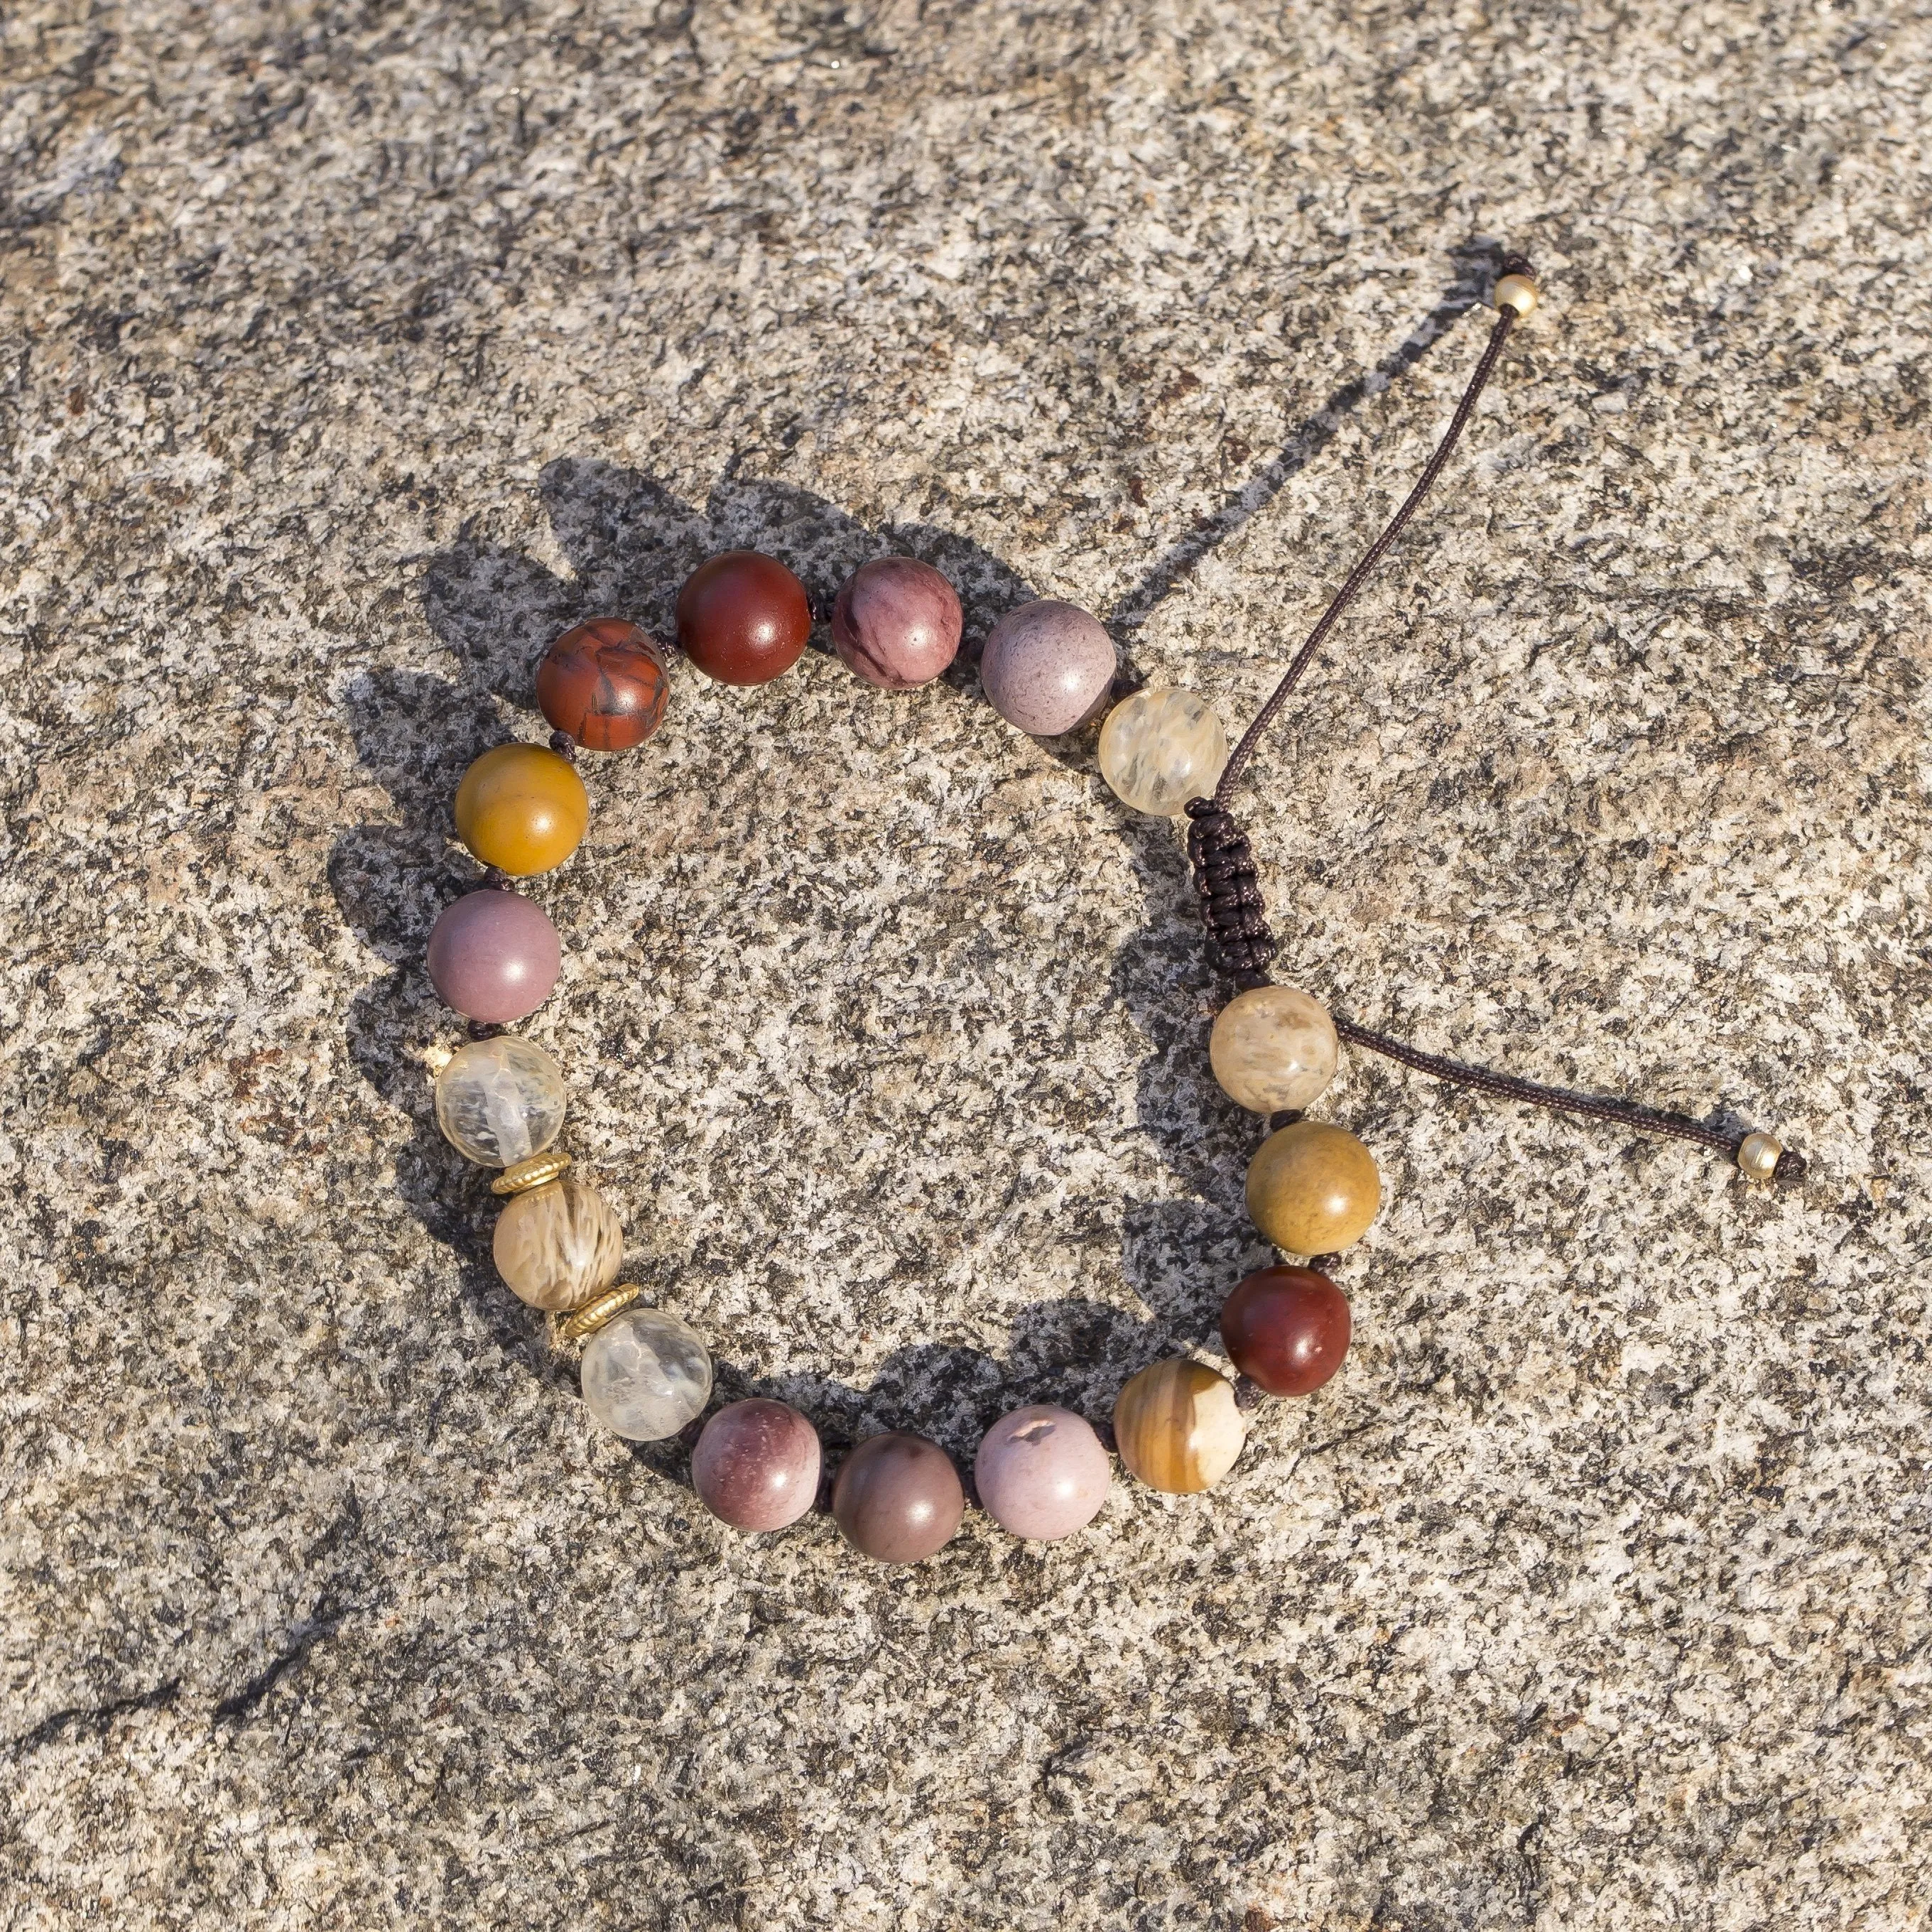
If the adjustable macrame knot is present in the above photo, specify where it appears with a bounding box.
[1183,796,1277,978]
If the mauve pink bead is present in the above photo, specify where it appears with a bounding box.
[830,557,963,690]
[973,1404,1111,1541]
[692,1398,822,1531]
[425,889,561,1024]
[979,599,1116,736]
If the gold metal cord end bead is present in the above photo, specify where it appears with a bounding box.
[558,1282,641,1342]
[1737,1131,1783,1182]
[1494,273,1538,318]
[492,1150,573,1196]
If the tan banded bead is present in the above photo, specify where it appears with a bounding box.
[1112,1359,1246,1496]
[1736,1131,1783,1182]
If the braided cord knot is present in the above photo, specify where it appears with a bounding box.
[1183,797,1276,982]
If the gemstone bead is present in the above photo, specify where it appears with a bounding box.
[831,556,962,690]
[1494,273,1538,318]
[1246,1119,1382,1254]
[433,1035,568,1166]
[1097,686,1229,816]
[675,550,811,685]
[492,1175,624,1311]
[536,619,669,752]
[1737,1131,1783,1181]
[832,1433,965,1563]
[979,599,1116,736]
[425,889,561,1024]
[973,1404,1111,1541]
[580,1306,712,1440]
[692,1399,822,1531]
[1112,1360,1245,1495]
[1220,1265,1352,1396]
[1209,984,1339,1114]
[453,743,589,876]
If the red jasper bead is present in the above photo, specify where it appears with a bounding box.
[1220,1264,1352,1397]
[536,619,669,751]
[675,550,811,686]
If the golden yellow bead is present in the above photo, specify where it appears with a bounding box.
[1737,1131,1782,1182]
[1112,1359,1246,1495]
[1245,1119,1382,1254]
[1494,273,1538,318]
[454,744,589,876]
[558,1281,643,1342]
[491,1149,572,1196]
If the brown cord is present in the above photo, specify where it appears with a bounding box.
[1195,256,1803,1182]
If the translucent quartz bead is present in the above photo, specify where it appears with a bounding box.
[1112,1359,1245,1494]
[1097,686,1229,816]
[1209,984,1338,1114]
[433,1036,568,1167]
[492,1176,624,1310]
[580,1307,712,1440]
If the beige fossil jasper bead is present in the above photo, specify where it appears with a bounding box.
[1246,1119,1382,1254]
[492,1175,624,1310]
[1112,1359,1246,1494]
[1209,984,1339,1114]
[1097,687,1230,816]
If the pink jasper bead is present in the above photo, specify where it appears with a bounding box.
[691,1399,821,1531]
[979,599,1116,736]
[425,889,561,1024]
[974,1404,1111,1541]
[831,557,962,690]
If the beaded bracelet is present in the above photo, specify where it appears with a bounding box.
[411,260,1802,1565]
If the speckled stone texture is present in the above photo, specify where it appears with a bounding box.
[2,3,1928,1927]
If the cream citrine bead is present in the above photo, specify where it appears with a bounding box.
[1209,984,1338,1114]
[1097,687,1229,817]
[493,1174,624,1311]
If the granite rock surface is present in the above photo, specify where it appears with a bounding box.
[3,2,1929,1926]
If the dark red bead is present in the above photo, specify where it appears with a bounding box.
[675,550,811,686]
[1220,1265,1352,1397]
[536,619,669,751]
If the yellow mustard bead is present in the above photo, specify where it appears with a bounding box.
[1112,1359,1245,1495]
[1494,273,1538,318]
[454,744,588,876]
[1246,1119,1381,1254]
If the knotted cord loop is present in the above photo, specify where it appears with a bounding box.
[1197,255,1806,1181]
[1183,797,1276,983]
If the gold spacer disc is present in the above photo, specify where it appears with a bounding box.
[492,1150,572,1196]
[558,1282,642,1343]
